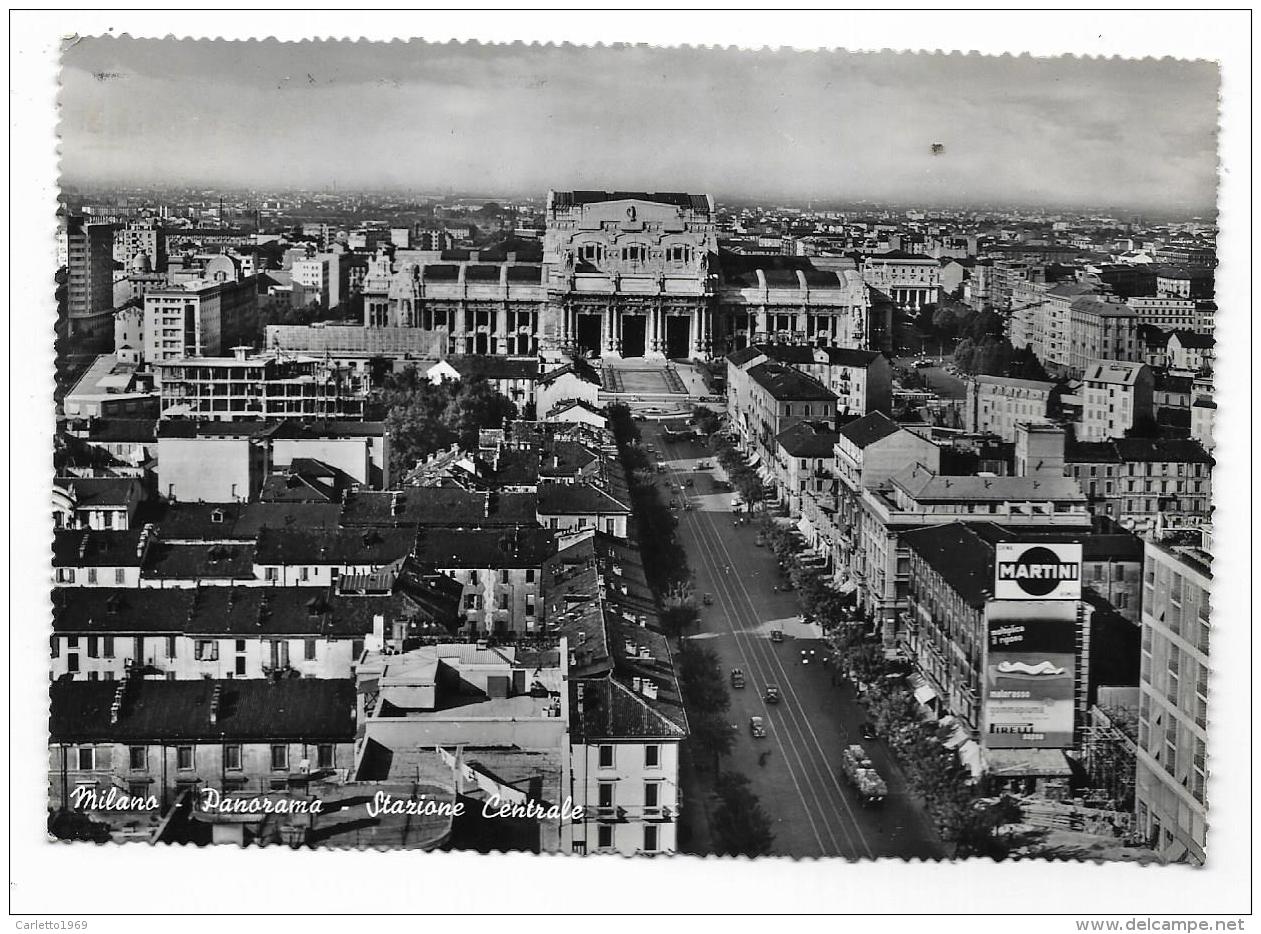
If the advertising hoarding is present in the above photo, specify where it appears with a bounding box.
[982,600,1078,749]
[994,542,1083,601]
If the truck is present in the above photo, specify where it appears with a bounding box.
[840,744,888,806]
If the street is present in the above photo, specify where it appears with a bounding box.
[643,421,947,860]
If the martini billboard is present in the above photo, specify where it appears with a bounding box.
[982,600,1078,749]
[994,542,1083,601]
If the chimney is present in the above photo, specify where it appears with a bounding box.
[209,684,223,725]
[632,676,643,693]
[643,681,659,701]
[232,345,250,361]
[109,681,127,724]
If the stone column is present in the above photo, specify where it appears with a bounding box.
[496,304,509,356]
[454,304,467,355]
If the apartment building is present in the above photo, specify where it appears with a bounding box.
[964,375,1063,443]
[1078,360,1155,441]
[142,277,258,364]
[1135,539,1210,865]
[1064,438,1213,535]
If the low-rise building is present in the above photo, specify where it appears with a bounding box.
[49,677,356,811]
[964,375,1063,443]
[1166,331,1215,375]
[62,355,159,420]
[157,420,275,503]
[52,477,148,531]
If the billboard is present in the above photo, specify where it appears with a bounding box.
[994,542,1083,601]
[982,601,1078,749]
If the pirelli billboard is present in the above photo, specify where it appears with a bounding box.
[982,600,1079,749]
[994,542,1083,601]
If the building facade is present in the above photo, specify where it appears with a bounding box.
[1135,540,1210,865]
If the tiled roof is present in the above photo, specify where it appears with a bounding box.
[412,527,556,569]
[52,529,147,568]
[339,489,538,529]
[902,523,996,609]
[141,542,256,580]
[446,355,540,381]
[52,586,404,637]
[254,527,416,566]
[891,463,1085,503]
[747,362,836,402]
[54,477,141,508]
[837,411,903,449]
[1066,438,1213,465]
[49,678,356,743]
[775,421,840,458]
[536,482,629,515]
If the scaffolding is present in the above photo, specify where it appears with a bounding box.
[1081,704,1139,811]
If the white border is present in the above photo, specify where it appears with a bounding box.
[7,9,1252,923]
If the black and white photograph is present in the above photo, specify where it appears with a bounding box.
[8,9,1251,925]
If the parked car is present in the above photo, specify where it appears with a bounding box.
[769,629,784,643]
[730,668,746,689]
[860,722,877,740]
[749,716,767,738]
[702,593,714,606]
[764,685,781,705]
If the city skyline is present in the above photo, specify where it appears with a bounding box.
[60,39,1219,212]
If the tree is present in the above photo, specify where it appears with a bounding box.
[678,644,731,715]
[659,602,699,646]
[443,378,517,449]
[689,710,736,775]
[711,772,775,857]
[932,305,958,338]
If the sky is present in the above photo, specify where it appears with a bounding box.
[59,38,1220,212]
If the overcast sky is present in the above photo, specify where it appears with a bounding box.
[59,39,1219,211]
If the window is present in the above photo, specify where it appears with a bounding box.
[643,825,659,853]
[235,656,247,676]
[468,571,479,585]
[176,746,194,771]
[598,745,615,768]
[525,569,536,584]
[224,744,242,771]
[102,636,114,659]
[235,639,246,653]
[77,747,96,771]
[271,745,289,771]
[501,569,510,585]
[264,567,278,582]
[597,782,615,809]
[304,638,317,661]
[300,566,309,582]
[115,568,126,585]
[67,653,80,673]
[87,568,98,585]
[497,592,509,611]
[50,636,59,658]
[129,746,147,771]
[644,782,660,809]
[87,636,99,659]
[597,824,614,849]
[317,744,335,769]
[57,568,75,584]
[166,636,177,659]
[195,640,218,662]
[644,744,661,768]
[464,594,479,611]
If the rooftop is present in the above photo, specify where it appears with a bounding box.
[746,361,836,403]
[50,678,356,743]
[837,410,904,449]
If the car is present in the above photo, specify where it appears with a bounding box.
[749,716,767,738]
[860,722,877,740]
[684,477,695,487]
[769,629,784,644]
[668,499,679,509]
[702,592,714,606]
[683,501,694,511]
[656,463,667,473]
[730,668,746,689]
[754,534,765,547]
[764,685,781,704]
